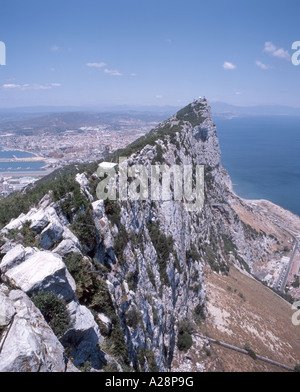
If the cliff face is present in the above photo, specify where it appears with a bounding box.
[0,99,277,372]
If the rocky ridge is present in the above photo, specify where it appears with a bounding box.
[0,99,290,372]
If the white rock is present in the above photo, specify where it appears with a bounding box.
[60,301,105,369]
[0,291,15,327]
[3,213,26,232]
[76,173,94,202]
[29,209,50,234]
[62,227,81,247]
[0,290,78,372]
[3,250,76,301]
[97,312,112,335]
[0,244,25,274]
[53,239,82,257]
[40,219,64,250]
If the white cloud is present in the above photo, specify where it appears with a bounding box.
[235,91,241,95]
[263,41,290,61]
[86,62,106,68]
[223,61,237,70]
[273,48,290,60]
[51,45,60,51]
[255,60,271,70]
[155,95,163,99]
[104,68,123,76]
[2,82,61,90]
[2,83,20,89]
[87,62,135,76]
[263,41,276,54]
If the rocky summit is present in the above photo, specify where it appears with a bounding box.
[0,99,299,372]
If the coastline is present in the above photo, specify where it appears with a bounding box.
[0,168,56,178]
[0,146,41,157]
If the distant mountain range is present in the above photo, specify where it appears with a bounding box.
[210,102,300,118]
[0,102,299,130]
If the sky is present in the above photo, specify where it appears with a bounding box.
[0,0,299,108]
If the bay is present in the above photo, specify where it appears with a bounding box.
[0,146,45,171]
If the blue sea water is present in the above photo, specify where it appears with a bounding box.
[214,116,300,217]
[0,147,45,171]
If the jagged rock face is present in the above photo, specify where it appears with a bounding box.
[89,100,235,370]
[0,99,272,372]
[0,287,78,372]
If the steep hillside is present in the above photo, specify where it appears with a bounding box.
[0,99,298,372]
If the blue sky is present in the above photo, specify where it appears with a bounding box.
[0,0,299,108]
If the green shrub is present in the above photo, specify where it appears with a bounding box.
[104,199,121,226]
[222,234,237,254]
[137,347,146,369]
[63,253,116,320]
[105,324,128,363]
[145,348,159,372]
[238,292,246,302]
[176,103,205,127]
[173,252,182,273]
[292,275,300,288]
[70,209,98,251]
[177,319,194,353]
[146,221,173,286]
[6,221,39,248]
[0,161,99,230]
[126,270,139,292]
[19,220,39,247]
[31,291,71,337]
[194,302,206,324]
[152,306,159,326]
[114,225,129,266]
[103,362,120,372]
[78,361,92,372]
[186,243,201,262]
[152,144,164,165]
[177,332,193,352]
[64,252,129,364]
[147,266,156,288]
[126,307,142,329]
[244,344,257,360]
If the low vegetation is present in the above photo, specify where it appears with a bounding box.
[5,220,39,248]
[31,290,71,338]
[63,252,129,364]
[70,209,98,252]
[177,319,194,352]
[244,344,257,360]
[176,102,205,127]
[146,220,174,286]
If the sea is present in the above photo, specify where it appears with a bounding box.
[0,147,45,172]
[214,116,300,217]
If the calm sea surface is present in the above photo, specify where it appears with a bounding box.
[214,116,300,217]
[0,147,45,171]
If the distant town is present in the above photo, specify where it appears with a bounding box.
[0,111,161,198]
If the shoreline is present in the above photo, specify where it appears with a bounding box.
[0,168,56,177]
[0,146,42,158]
